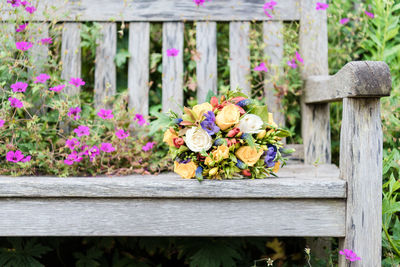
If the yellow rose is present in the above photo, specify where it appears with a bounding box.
[235,146,264,167]
[204,156,213,166]
[163,128,178,147]
[192,102,213,120]
[215,104,240,130]
[212,145,229,162]
[268,113,278,128]
[174,161,197,179]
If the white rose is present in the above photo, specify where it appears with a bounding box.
[237,114,264,134]
[184,127,213,152]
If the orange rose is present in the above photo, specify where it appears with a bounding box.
[212,145,229,162]
[174,161,197,179]
[235,146,264,167]
[215,104,240,130]
[163,128,178,147]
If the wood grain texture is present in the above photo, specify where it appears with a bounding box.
[339,98,382,267]
[162,22,184,114]
[0,198,345,236]
[196,22,217,103]
[128,22,150,115]
[299,0,330,165]
[305,61,391,103]
[94,23,117,109]
[229,22,251,95]
[61,23,81,96]
[2,0,300,22]
[28,23,49,77]
[263,21,285,127]
[0,164,343,198]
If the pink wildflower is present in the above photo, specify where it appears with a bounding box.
[0,120,5,128]
[8,97,23,108]
[295,51,304,64]
[115,129,129,139]
[100,143,116,153]
[16,23,28,33]
[74,125,90,137]
[6,150,30,163]
[365,11,374,18]
[65,138,80,150]
[69,77,85,87]
[39,38,53,45]
[34,73,51,84]
[287,59,297,69]
[49,84,65,92]
[64,151,83,165]
[25,5,36,14]
[21,155,31,162]
[142,142,156,152]
[97,109,114,120]
[67,107,81,120]
[339,249,361,262]
[15,41,33,51]
[193,0,205,6]
[340,18,350,25]
[133,113,148,126]
[316,2,329,10]
[166,48,179,57]
[11,81,28,93]
[254,62,268,72]
[88,146,100,161]
[263,1,277,10]
[7,0,21,7]
[20,1,29,6]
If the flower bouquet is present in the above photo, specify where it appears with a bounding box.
[162,91,292,180]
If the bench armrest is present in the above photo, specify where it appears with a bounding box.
[304,61,391,104]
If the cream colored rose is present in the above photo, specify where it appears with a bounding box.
[236,114,264,134]
[192,102,213,120]
[215,104,240,130]
[184,127,212,152]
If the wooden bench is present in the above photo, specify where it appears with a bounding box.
[0,1,392,266]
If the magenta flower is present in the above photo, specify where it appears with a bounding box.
[97,109,114,120]
[166,48,179,57]
[365,11,374,18]
[134,113,148,126]
[263,0,277,10]
[8,97,23,108]
[16,23,28,33]
[11,82,28,93]
[254,62,268,72]
[295,51,304,64]
[65,138,80,150]
[25,5,36,14]
[100,143,116,153]
[6,150,30,163]
[21,155,31,163]
[7,0,21,7]
[21,1,29,6]
[15,41,33,51]
[67,107,81,120]
[69,77,85,87]
[34,73,51,84]
[193,0,205,6]
[74,125,90,137]
[340,18,350,25]
[316,2,329,10]
[115,129,129,139]
[287,59,297,69]
[39,38,53,45]
[49,84,65,92]
[64,151,83,165]
[0,120,5,128]
[339,249,361,262]
[142,142,156,152]
[87,146,100,161]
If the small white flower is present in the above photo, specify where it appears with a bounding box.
[236,114,264,134]
[184,127,212,152]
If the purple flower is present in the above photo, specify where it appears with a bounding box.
[16,23,28,32]
[8,97,23,108]
[67,107,81,121]
[339,249,361,262]
[97,109,114,120]
[142,142,156,152]
[287,59,297,69]
[88,145,100,161]
[15,41,33,51]
[34,73,50,84]
[65,138,80,150]
[100,143,116,153]
[134,113,148,126]
[0,120,5,128]
[7,0,21,7]
[115,129,129,139]
[295,51,304,64]
[340,18,350,25]
[11,82,28,93]
[49,84,65,92]
[200,111,220,135]
[264,145,277,168]
[25,5,36,14]
[254,62,268,72]
[6,150,30,163]
[69,77,85,87]
[74,125,90,137]
[316,2,329,10]
[166,48,179,57]
[365,11,374,18]
[39,38,52,45]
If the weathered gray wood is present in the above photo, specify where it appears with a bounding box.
[162,22,184,114]
[263,21,285,127]
[229,22,251,95]
[61,22,81,96]
[284,144,304,162]
[2,0,300,22]
[0,198,345,236]
[299,0,330,165]
[305,61,391,103]
[0,164,343,198]
[29,23,49,76]
[0,23,14,49]
[196,22,217,103]
[94,22,117,109]
[339,98,382,267]
[128,22,150,115]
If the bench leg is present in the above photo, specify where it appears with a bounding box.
[339,98,382,266]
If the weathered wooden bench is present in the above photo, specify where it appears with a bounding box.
[0,0,392,266]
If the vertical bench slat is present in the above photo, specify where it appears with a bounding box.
[229,22,250,96]
[61,23,81,96]
[128,22,150,115]
[263,21,285,127]
[196,22,217,103]
[94,23,117,109]
[162,22,184,114]
[29,23,49,76]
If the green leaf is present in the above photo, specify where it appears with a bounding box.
[250,105,269,123]
[114,49,131,68]
[275,129,291,138]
